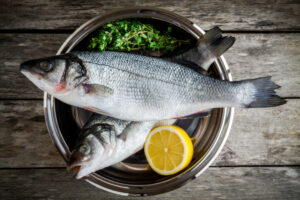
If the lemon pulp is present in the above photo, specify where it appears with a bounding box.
[144,125,193,175]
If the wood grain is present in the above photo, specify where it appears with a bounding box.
[215,99,300,166]
[0,33,299,99]
[225,33,300,98]
[0,167,299,199]
[0,101,65,168]
[0,0,299,31]
[1,100,299,168]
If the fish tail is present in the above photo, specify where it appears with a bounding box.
[239,76,287,108]
[197,27,235,69]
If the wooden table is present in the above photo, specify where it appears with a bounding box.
[0,0,299,199]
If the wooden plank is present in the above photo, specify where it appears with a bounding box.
[0,33,299,99]
[215,99,300,166]
[0,0,299,31]
[225,33,300,98]
[0,167,299,199]
[0,100,299,168]
[0,101,65,167]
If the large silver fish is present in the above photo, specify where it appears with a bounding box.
[20,27,286,121]
[67,114,174,179]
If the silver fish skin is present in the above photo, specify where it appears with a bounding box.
[20,28,285,121]
[67,115,175,179]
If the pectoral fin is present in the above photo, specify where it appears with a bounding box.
[82,84,113,97]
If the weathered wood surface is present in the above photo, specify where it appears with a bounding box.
[0,167,299,199]
[215,100,300,166]
[0,101,65,167]
[224,33,300,98]
[0,33,299,99]
[0,0,300,31]
[1,100,299,168]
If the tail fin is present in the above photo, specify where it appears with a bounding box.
[242,76,286,108]
[197,26,235,69]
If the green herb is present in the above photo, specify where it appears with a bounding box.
[87,19,189,53]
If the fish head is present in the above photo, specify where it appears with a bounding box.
[67,134,105,179]
[20,54,87,95]
[67,124,117,179]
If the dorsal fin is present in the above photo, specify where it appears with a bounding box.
[196,27,235,69]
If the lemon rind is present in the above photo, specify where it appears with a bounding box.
[144,126,193,175]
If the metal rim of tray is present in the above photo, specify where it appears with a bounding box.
[43,7,234,196]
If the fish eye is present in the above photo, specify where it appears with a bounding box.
[79,144,90,155]
[39,60,53,72]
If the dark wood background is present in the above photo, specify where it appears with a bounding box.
[0,0,299,199]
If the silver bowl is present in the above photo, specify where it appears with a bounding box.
[44,8,234,196]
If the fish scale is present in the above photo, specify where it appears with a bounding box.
[20,26,285,121]
[77,51,202,90]
[74,51,238,120]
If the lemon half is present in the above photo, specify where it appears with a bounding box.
[144,125,193,175]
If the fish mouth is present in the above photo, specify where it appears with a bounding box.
[20,60,45,80]
[67,151,88,179]
[20,69,43,80]
[67,164,81,173]
[20,61,32,72]
[67,163,82,178]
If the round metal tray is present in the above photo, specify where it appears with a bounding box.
[44,8,234,196]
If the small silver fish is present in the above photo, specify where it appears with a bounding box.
[20,27,286,121]
[67,114,174,179]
